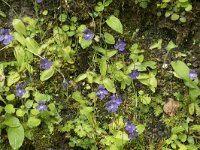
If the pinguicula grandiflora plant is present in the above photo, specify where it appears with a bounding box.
[0,0,200,149]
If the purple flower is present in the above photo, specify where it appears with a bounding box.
[16,85,26,97]
[106,95,122,113]
[83,29,94,41]
[188,69,197,80]
[126,121,136,133]
[114,39,126,52]
[36,101,48,112]
[96,86,108,99]
[40,58,53,70]
[128,132,138,139]
[125,121,138,139]
[0,29,14,45]
[36,0,43,3]
[129,69,140,80]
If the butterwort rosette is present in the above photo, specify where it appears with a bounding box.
[40,58,53,70]
[96,86,108,99]
[36,101,48,112]
[106,95,122,113]
[16,85,26,97]
[125,121,138,139]
[129,69,140,80]
[83,29,95,41]
[0,29,14,45]
[188,69,197,80]
[114,39,126,52]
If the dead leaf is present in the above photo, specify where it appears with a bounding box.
[163,98,179,116]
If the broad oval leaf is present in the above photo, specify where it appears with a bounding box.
[79,37,92,49]
[4,116,20,127]
[105,50,117,59]
[75,73,87,82]
[26,38,41,55]
[12,19,27,36]
[103,78,116,93]
[171,60,190,81]
[27,117,41,128]
[5,104,15,114]
[7,124,24,150]
[7,72,20,86]
[136,124,145,135]
[40,67,55,81]
[106,15,123,34]
[104,32,115,44]
[171,13,179,21]
[13,32,26,46]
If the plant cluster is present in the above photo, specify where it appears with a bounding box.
[0,0,199,150]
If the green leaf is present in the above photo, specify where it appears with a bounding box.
[136,124,145,135]
[171,60,190,81]
[80,107,94,124]
[16,109,25,117]
[40,67,55,81]
[104,32,115,44]
[171,13,179,21]
[13,32,26,46]
[99,58,107,76]
[165,11,172,18]
[63,46,75,64]
[79,37,92,49]
[195,103,200,116]
[175,141,187,150]
[180,17,186,23]
[103,78,116,93]
[5,104,15,114]
[12,19,27,36]
[105,50,118,59]
[179,0,187,2]
[6,94,15,101]
[190,125,200,132]
[166,40,177,52]
[95,3,104,12]
[4,116,20,127]
[26,38,41,55]
[72,91,86,104]
[188,84,200,99]
[178,133,187,142]
[75,73,87,82]
[139,2,148,8]
[34,92,50,102]
[189,103,195,115]
[58,14,67,22]
[27,117,41,128]
[7,124,24,150]
[185,4,192,12]
[150,39,162,50]
[0,10,6,17]
[106,15,123,34]
[172,126,185,134]
[14,46,26,65]
[7,72,20,86]
[25,100,33,108]
[140,95,151,105]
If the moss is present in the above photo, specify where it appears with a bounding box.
[31,128,52,150]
